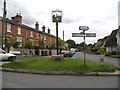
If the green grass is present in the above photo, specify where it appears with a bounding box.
[2,58,118,73]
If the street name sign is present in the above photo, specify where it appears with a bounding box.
[72,33,83,37]
[86,33,96,37]
[79,26,89,31]
[72,33,96,37]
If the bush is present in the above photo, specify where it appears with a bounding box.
[105,52,111,56]
[111,51,117,55]
[96,51,100,55]
[96,48,105,55]
[91,49,97,52]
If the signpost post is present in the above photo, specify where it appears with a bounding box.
[72,26,96,66]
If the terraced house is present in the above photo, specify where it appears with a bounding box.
[0,13,56,49]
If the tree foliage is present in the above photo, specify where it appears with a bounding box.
[58,38,65,49]
[66,39,76,49]
[25,39,33,49]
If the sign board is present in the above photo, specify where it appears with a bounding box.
[79,26,89,31]
[86,33,96,37]
[72,33,96,37]
[72,33,83,37]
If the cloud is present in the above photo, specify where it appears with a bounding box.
[63,17,81,24]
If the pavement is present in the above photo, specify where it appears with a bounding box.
[1,68,120,76]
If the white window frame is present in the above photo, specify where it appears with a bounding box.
[36,33,39,39]
[26,29,28,38]
[18,27,21,35]
[17,37,22,47]
[44,35,46,41]
[30,31,33,37]
[7,23,11,32]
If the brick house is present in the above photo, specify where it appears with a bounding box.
[0,13,56,49]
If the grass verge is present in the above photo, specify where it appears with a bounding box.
[2,58,118,73]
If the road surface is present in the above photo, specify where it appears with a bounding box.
[73,52,119,67]
[2,71,118,88]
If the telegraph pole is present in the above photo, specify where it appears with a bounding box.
[2,0,7,49]
[63,30,64,41]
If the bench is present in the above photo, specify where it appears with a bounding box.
[51,55,64,61]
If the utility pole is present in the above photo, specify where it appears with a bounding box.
[63,30,64,41]
[2,0,7,49]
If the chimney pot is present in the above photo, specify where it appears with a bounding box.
[16,13,22,23]
[48,28,50,34]
[35,22,39,30]
[42,25,46,32]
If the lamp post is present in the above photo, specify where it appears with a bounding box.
[52,9,62,55]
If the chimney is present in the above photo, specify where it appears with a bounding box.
[48,28,50,34]
[35,22,39,30]
[42,25,46,32]
[16,13,22,23]
[11,16,16,22]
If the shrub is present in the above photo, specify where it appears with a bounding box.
[91,49,97,52]
[96,51,100,55]
[105,52,111,56]
[111,51,117,55]
[96,48,105,55]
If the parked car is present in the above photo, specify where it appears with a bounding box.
[0,48,16,61]
[60,50,74,57]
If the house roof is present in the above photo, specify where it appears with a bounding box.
[0,16,56,38]
[105,29,118,47]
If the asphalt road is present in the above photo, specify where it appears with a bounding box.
[73,52,119,67]
[2,71,118,88]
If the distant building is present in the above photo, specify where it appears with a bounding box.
[0,13,56,49]
[105,28,120,53]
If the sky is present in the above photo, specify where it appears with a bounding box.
[0,0,119,44]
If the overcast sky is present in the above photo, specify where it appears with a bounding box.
[0,0,119,44]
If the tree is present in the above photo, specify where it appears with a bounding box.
[13,42,21,48]
[39,40,45,49]
[58,38,65,50]
[25,39,33,49]
[66,39,76,49]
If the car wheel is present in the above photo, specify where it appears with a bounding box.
[8,57,14,61]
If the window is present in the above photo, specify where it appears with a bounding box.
[30,39,34,45]
[17,37,22,47]
[26,30,28,38]
[44,35,46,41]
[36,33,39,38]
[18,27,21,35]
[7,23,11,32]
[30,31,33,37]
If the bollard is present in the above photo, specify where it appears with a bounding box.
[100,58,104,66]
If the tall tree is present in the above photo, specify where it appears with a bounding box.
[66,39,76,49]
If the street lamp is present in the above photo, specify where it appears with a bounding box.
[52,9,62,55]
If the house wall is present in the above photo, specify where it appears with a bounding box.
[0,14,56,49]
[106,46,117,52]
[116,29,120,46]
[0,20,2,48]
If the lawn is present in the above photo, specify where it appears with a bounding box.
[2,58,118,73]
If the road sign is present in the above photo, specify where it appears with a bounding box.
[79,26,89,31]
[72,33,83,37]
[86,33,96,37]
[72,33,96,37]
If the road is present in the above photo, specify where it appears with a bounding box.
[2,71,118,88]
[73,52,119,67]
